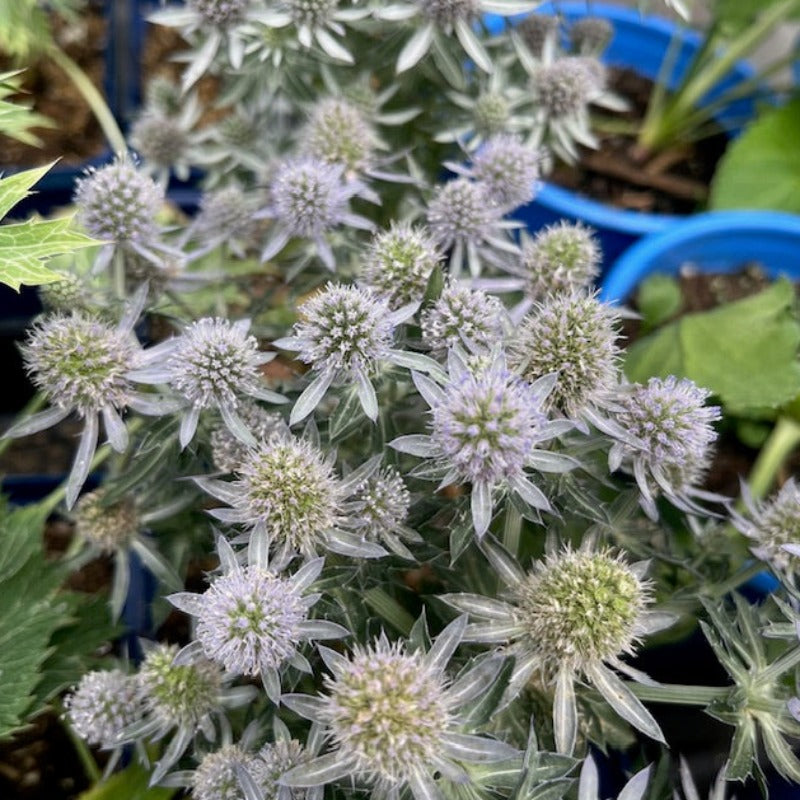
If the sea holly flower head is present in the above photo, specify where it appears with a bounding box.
[468,134,541,211]
[75,156,163,243]
[191,744,271,800]
[444,540,670,753]
[392,351,576,537]
[508,291,621,424]
[531,57,595,119]
[280,616,517,798]
[197,433,388,560]
[130,317,285,449]
[420,279,506,358]
[610,376,721,519]
[259,737,313,800]
[274,283,418,424]
[64,669,142,749]
[168,537,347,702]
[190,0,252,26]
[258,157,374,270]
[517,13,559,57]
[361,223,442,310]
[734,479,800,574]
[74,489,139,553]
[210,400,287,474]
[569,17,613,55]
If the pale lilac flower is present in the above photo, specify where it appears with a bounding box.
[420,279,506,358]
[426,178,520,277]
[610,376,722,519]
[168,536,348,702]
[443,540,671,753]
[64,669,142,750]
[257,157,374,271]
[210,400,287,473]
[569,17,613,56]
[196,433,389,560]
[280,617,516,798]
[3,288,163,508]
[190,744,272,800]
[129,317,286,449]
[516,13,558,58]
[391,351,576,537]
[360,223,443,310]
[274,283,421,425]
[507,292,622,428]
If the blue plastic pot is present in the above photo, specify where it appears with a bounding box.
[484,2,758,268]
[601,210,800,596]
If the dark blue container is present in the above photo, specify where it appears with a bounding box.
[484,1,758,269]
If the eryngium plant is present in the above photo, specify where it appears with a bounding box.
[5,1,798,797]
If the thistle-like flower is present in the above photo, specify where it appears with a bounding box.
[191,744,271,800]
[516,13,559,57]
[259,736,314,800]
[169,537,347,701]
[426,178,518,277]
[211,400,287,473]
[127,643,254,784]
[280,617,516,798]
[360,223,442,310]
[444,541,670,753]
[190,0,251,25]
[129,317,286,449]
[196,433,388,560]
[344,465,422,559]
[392,351,576,537]
[64,669,142,749]
[74,489,140,553]
[75,157,163,245]
[733,479,800,575]
[3,289,159,509]
[420,280,506,358]
[257,157,374,271]
[610,376,722,519]
[569,17,613,55]
[273,283,418,424]
[507,292,621,425]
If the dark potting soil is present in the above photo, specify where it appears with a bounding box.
[549,67,729,215]
[623,265,795,499]
[0,6,107,168]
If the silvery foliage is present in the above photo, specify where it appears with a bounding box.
[11,2,800,797]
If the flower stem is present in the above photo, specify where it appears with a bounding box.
[705,561,767,599]
[746,416,800,503]
[627,681,730,706]
[46,45,126,155]
[0,392,46,459]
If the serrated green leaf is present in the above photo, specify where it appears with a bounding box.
[0,503,48,582]
[0,163,54,218]
[625,280,800,416]
[710,99,800,214]
[0,215,101,291]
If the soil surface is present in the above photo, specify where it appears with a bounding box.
[0,4,107,168]
[623,265,794,499]
[549,67,729,215]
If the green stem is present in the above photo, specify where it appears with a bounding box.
[0,392,46,459]
[112,248,126,301]
[47,46,126,154]
[761,646,800,684]
[36,417,145,516]
[746,416,800,503]
[628,681,730,706]
[57,701,101,784]
[705,561,767,599]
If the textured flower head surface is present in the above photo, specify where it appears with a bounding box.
[361,223,442,309]
[259,157,372,269]
[522,222,601,300]
[570,17,613,55]
[531,57,594,118]
[39,273,91,314]
[169,537,346,700]
[734,479,800,573]
[420,280,505,357]
[508,291,621,421]
[275,283,416,424]
[192,744,271,800]
[259,738,311,800]
[280,617,516,798]
[64,669,142,749]
[139,643,223,731]
[190,0,251,25]
[392,352,575,536]
[130,112,190,171]
[196,185,260,241]
[611,376,721,518]
[517,13,559,57]
[211,400,287,473]
[75,157,163,242]
[301,98,378,174]
[473,91,512,137]
[416,0,479,26]
[130,317,284,448]
[469,134,540,210]
[74,489,140,553]
[444,540,669,753]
